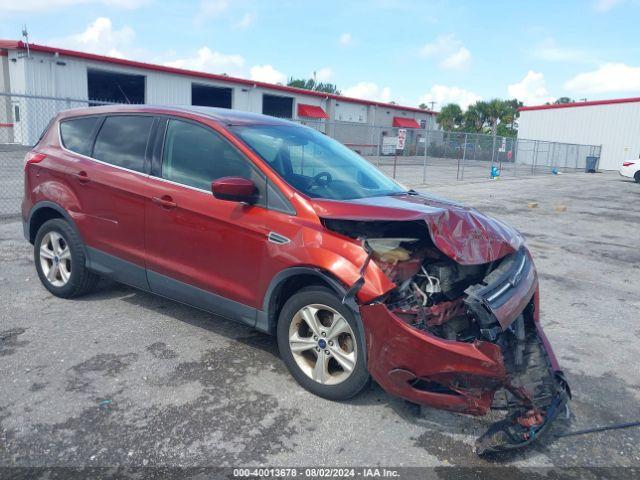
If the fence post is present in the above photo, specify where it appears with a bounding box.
[443,133,449,160]
[532,140,538,175]
[473,133,477,161]
[491,134,497,169]
[375,126,381,167]
[460,133,468,180]
[422,128,429,184]
[513,138,518,177]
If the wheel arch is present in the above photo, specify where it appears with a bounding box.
[27,202,83,248]
[260,266,368,364]
[260,267,359,332]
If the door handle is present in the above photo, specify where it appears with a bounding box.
[74,171,89,184]
[151,195,177,209]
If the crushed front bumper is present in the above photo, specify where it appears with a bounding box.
[359,287,571,455]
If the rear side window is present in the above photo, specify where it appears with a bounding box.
[93,115,154,172]
[60,117,100,156]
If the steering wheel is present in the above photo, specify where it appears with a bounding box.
[311,171,333,187]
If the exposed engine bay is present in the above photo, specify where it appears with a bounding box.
[324,218,571,455]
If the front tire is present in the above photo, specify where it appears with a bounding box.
[635,171,640,183]
[277,286,369,401]
[34,219,99,298]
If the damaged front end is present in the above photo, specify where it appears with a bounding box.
[324,217,571,455]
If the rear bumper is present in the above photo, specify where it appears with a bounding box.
[619,166,637,178]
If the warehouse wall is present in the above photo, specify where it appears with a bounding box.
[5,49,435,144]
[518,103,640,170]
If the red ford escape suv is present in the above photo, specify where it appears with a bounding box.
[22,105,570,454]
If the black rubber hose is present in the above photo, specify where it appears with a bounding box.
[558,421,640,438]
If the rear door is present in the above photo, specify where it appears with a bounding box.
[144,117,274,324]
[61,114,155,288]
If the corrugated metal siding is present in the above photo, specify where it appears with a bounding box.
[333,100,368,123]
[10,50,435,143]
[518,103,640,170]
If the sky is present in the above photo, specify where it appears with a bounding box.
[1,0,639,110]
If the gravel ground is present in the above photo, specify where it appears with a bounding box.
[1,171,639,476]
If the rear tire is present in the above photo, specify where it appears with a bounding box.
[34,219,99,298]
[635,171,640,183]
[277,286,369,401]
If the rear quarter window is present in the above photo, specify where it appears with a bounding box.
[59,117,100,156]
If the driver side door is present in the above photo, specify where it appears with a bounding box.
[144,117,271,325]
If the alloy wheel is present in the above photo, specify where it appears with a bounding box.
[39,231,72,287]
[288,304,357,385]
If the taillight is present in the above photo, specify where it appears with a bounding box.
[24,152,46,168]
[622,162,635,167]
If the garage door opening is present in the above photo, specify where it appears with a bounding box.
[263,94,293,118]
[191,84,233,109]
[87,69,145,105]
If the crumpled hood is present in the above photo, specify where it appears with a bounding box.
[312,193,523,265]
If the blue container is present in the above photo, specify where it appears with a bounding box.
[585,156,599,173]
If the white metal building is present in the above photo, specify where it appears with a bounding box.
[0,40,436,145]
[518,98,640,170]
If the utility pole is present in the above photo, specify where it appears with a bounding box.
[428,101,436,111]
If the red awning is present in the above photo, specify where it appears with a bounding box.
[392,116,420,128]
[297,103,328,119]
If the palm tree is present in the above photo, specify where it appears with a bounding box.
[463,103,486,132]
[485,99,509,136]
[436,103,463,131]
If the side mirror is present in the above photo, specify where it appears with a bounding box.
[211,177,257,203]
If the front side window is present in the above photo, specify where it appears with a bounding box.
[230,124,406,200]
[60,117,100,156]
[161,119,265,203]
[93,115,154,172]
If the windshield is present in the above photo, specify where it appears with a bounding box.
[230,124,406,200]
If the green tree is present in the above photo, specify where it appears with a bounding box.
[462,103,487,132]
[436,103,463,131]
[554,96,575,104]
[287,77,341,95]
[455,99,520,136]
[485,98,510,136]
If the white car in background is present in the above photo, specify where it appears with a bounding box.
[620,161,640,183]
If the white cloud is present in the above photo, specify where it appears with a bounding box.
[3,0,148,11]
[234,12,255,29]
[339,33,352,46]
[508,71,554,105]
[165,47,245,76]
[441,47,471,70]
[314,67,333,82]
[532,37,596,63]
[343,82,392,102]
[593,0,625,11]
[198,0,228,16]
[51,17,135,58]
[419,85,481,110]
[420,33,471,70]
[564,63,640,94]
[250,65,286,84]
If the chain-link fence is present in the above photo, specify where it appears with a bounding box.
[297,119,602,187]
[0,91,602,217]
